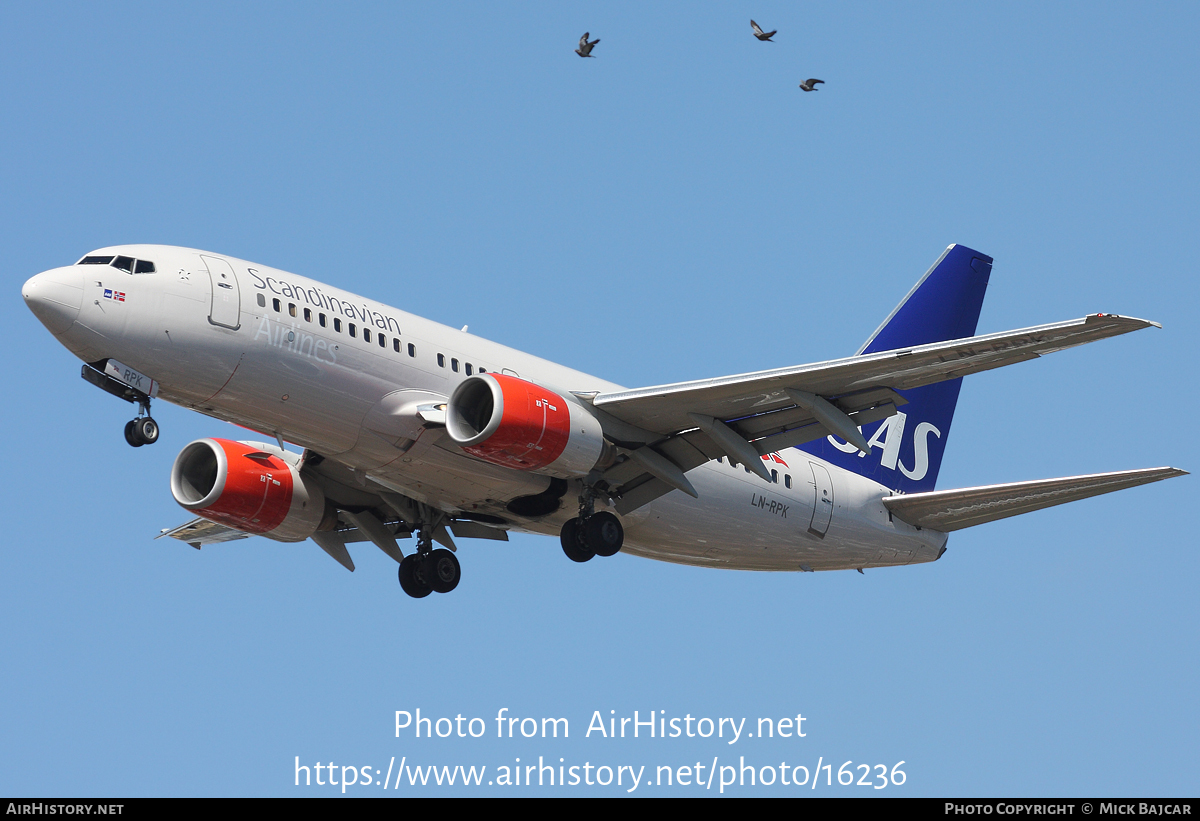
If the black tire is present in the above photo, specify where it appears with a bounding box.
[427,548,461,594]
[582,511,624,557]
[398,554,433,599]
[135,417,159,444]
[124,420,144,448]
[560,518,594,563]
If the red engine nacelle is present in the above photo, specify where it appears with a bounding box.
[170,438,331,542]
[446,373,606,479]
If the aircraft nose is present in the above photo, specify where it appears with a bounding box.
[22,266,83,334]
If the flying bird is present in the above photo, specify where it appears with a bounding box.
[576,32,600,58]
[751,20,776,41]
[799,78,825,92]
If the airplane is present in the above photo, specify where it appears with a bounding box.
[21,243,1186,598]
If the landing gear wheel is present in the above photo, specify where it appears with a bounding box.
[560,518,594,563]
[427,548,461,593]
[123,420,144,448]
[123,417,159,447]
[582,511,624,557]
[398,554,433,599]
[134,417,159,445]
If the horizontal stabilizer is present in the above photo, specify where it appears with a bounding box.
[882,467,1187,532]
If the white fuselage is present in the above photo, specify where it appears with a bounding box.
[26,245,948,572]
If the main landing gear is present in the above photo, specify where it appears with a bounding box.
[397,527,461,599]
[559,486,624,563]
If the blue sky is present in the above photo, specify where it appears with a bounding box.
[2,1,1197,796]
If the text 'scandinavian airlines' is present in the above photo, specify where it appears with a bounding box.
[22,245,1185,597]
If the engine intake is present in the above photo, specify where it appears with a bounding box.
[446,374,606,479]
[170,438,331,542]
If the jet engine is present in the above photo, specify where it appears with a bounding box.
[170,438,334,541]
[446,374,607,479]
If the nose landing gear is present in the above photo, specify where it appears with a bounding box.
[80,362,161,448]
[123,406,159,448]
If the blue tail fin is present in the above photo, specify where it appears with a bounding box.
[798,244,993,493]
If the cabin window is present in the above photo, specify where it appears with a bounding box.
[378,333,386,348]
[363,328,371,343]
[437,353,445,368]
[451,358,459,373]
[304,308,312,322]
[478,367,486,373]
[256,293,266,307]
[465,363,473,375]
[333,318,342,332]
[319,313,327,327]
[272,298,281,312]
[349,323,357,338]
[408,343,416,357]
[785,475,792,489]
[288,303,297,318]
[393,338,400,353]
[771,469,778,484]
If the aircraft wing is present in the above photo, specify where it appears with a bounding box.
[158,517,251,549]
[157,515,406,551]
[594,314,1154,433]
[881,467,1187,532]
[588,314,1158,513]
[159,509,508,570]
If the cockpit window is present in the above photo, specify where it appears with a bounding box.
[77,254,157,274]
[78,253,157,272]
